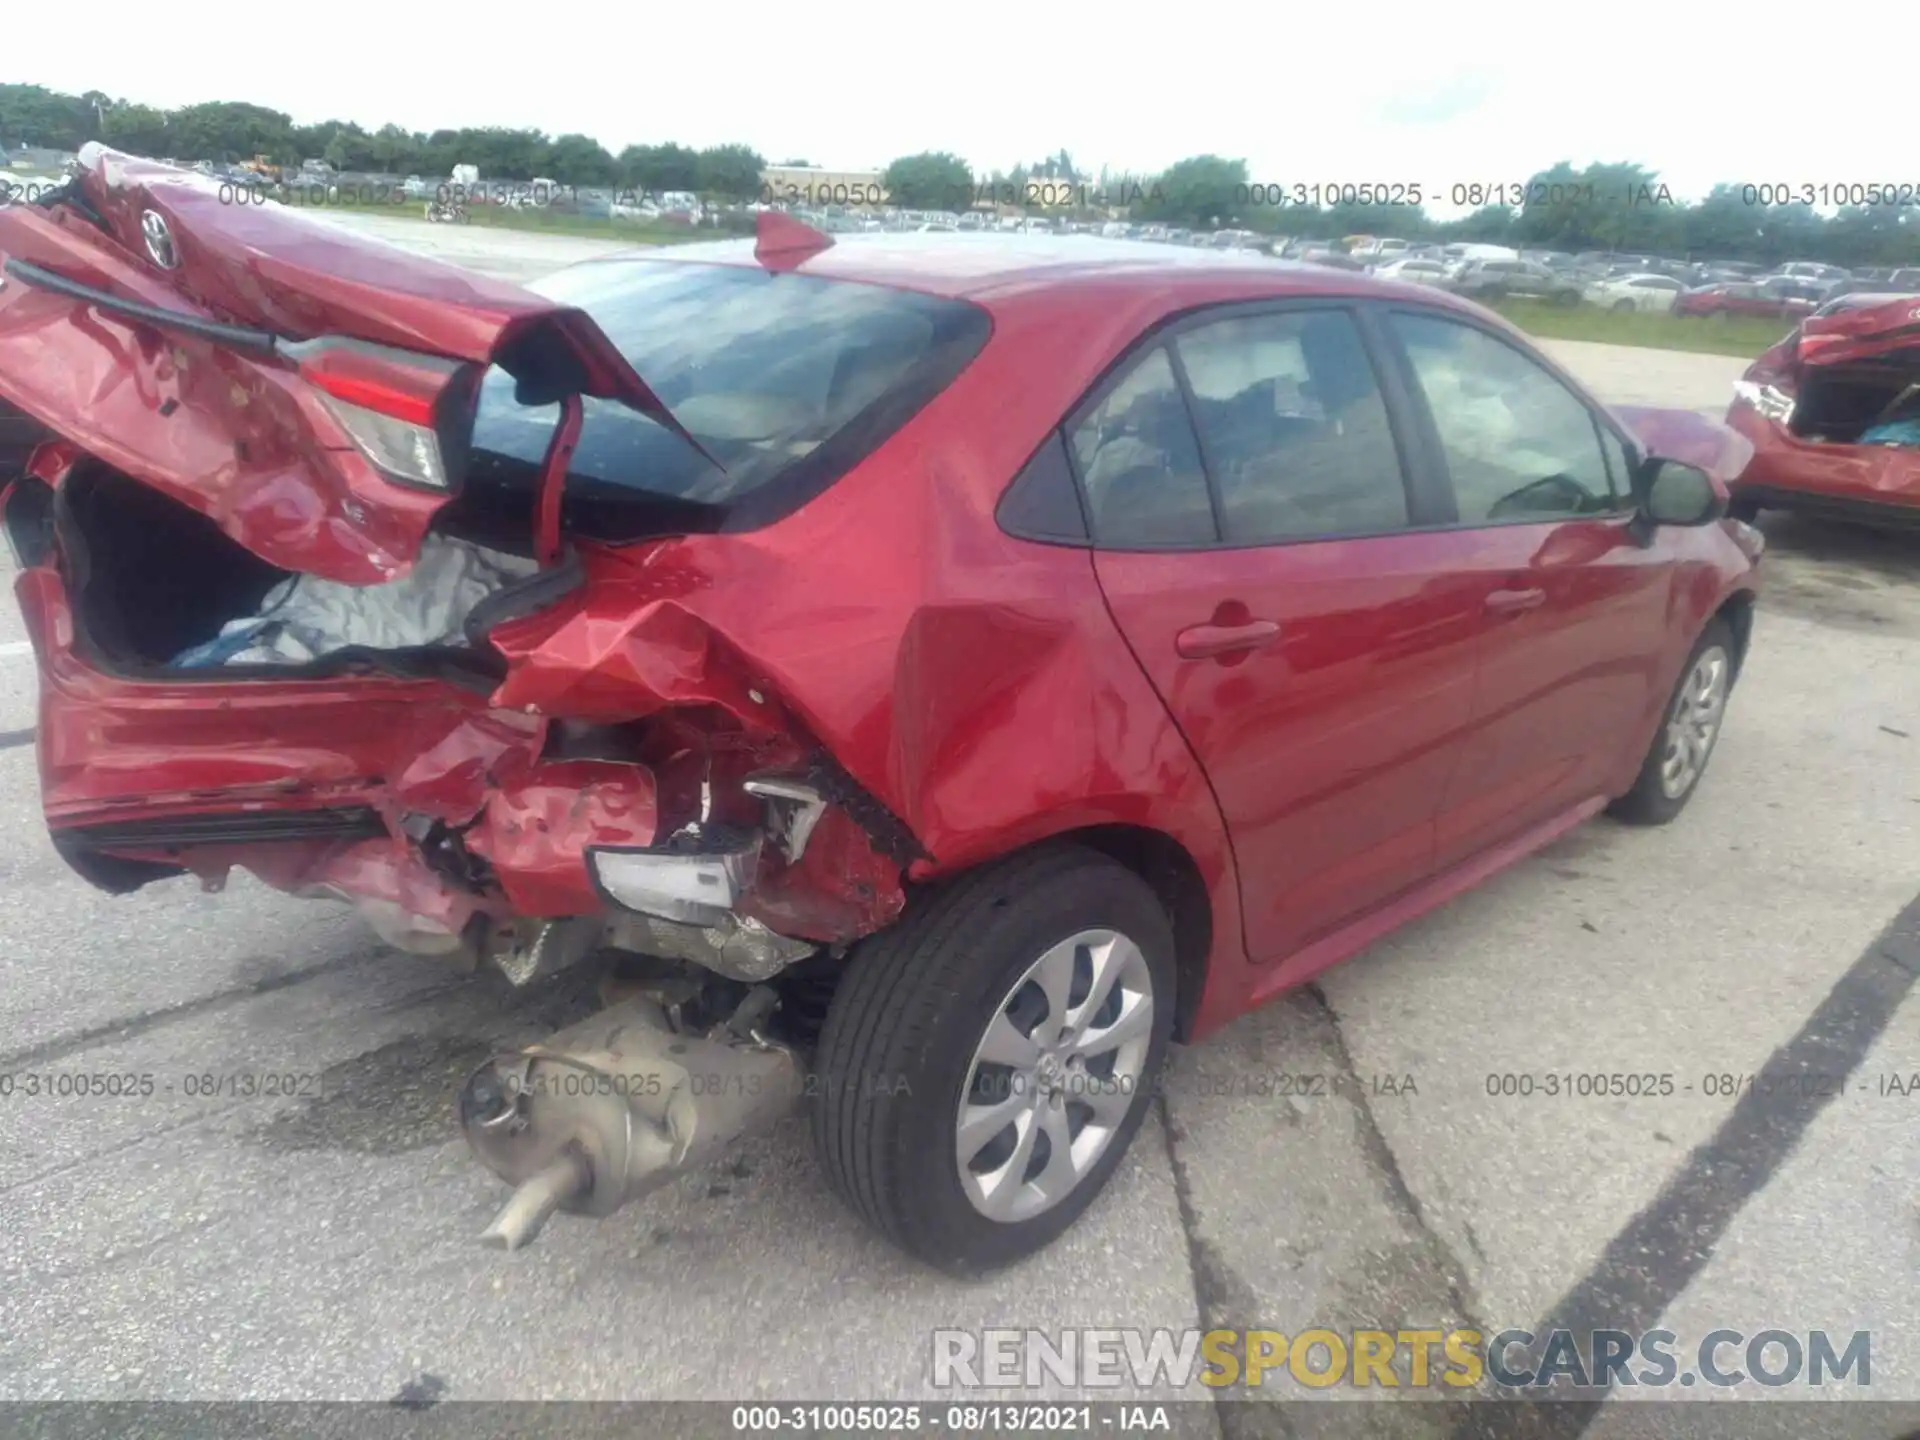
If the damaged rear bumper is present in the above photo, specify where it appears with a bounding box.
[12,486,914,975]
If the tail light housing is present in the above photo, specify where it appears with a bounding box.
[285,337,481,492]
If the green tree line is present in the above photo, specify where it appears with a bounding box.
[0,86,765,198]
[10,84,1918,265]
[885,151,1920,267]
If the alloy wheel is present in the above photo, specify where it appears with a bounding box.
[1659,645,1730,800]
[954,929,1156,1223]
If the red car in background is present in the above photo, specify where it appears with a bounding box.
[1673,279,1821,321]
[1,148,1761,1273]
[1727,291,1920,525]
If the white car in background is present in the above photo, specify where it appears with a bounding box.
[1583,272,1686,314]
[1371,256,1454,288]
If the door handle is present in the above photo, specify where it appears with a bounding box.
[1176,619,1282,660]
[1483,587,1546,616]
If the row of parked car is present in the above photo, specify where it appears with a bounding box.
[1344,245,1920,320]
[778,216,1920,325]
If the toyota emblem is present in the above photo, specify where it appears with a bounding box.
[141,209,179,269]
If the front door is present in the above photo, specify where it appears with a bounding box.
[1378,310,1677,867]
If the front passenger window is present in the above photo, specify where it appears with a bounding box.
[1391,314,1620,523]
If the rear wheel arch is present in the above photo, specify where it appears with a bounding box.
[1011,823,1213,1042]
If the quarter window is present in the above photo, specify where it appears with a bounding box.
[1391,314,1620,523]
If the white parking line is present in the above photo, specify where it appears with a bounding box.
[0,641,31,660]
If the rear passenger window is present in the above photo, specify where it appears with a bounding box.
[1174,310,1409,543]
[1068,346,1215,546]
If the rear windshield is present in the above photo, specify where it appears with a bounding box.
[460,259,990,542]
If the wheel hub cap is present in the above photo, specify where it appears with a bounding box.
[1659,646,1729,800]
[954,928,1156,1224]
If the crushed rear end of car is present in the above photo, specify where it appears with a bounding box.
[0,149,975,1246]
[1726,293,1920,525]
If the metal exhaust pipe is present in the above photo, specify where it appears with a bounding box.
[458,996,802,1250]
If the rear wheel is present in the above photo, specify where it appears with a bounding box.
[812,845,1175,1274]
[1609,618,1736,825]
[1612,299,1636,313]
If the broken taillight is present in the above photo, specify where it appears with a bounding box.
[1731,379,1795,426]
[285,337,480,491]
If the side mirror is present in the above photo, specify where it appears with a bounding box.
[1636,457,1725,527]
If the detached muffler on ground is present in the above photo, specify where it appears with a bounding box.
[457,994,803,1250]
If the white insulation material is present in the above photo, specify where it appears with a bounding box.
[172,535,541,668]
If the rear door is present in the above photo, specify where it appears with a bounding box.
[1376,309,1677,867]
[1079,303,1490,965]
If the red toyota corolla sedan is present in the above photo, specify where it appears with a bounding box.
[1726,291,1920,526]
[0,149,1761,1272]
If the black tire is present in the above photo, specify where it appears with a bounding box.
[1727,496,1761,524]
[811,844,1177,1274]
[1608,618,1737,826]
[1612,299,1636,313]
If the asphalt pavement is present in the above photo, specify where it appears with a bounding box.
[0,219,1916,1436]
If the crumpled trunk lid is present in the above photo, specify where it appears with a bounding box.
[1,150,914,957]
[1793,294,1920,367]
[0,144,689,583]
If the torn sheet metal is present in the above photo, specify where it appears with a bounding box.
[467,759,660,916]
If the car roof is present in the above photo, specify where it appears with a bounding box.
[570,232,1388,301]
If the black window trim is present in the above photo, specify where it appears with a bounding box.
[1161,339,1232,543]
[994,429,1094,546]
[1368,300,1646,533]
[1048,297,1443,554]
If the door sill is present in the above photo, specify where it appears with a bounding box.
[1249,795,1608,1006]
